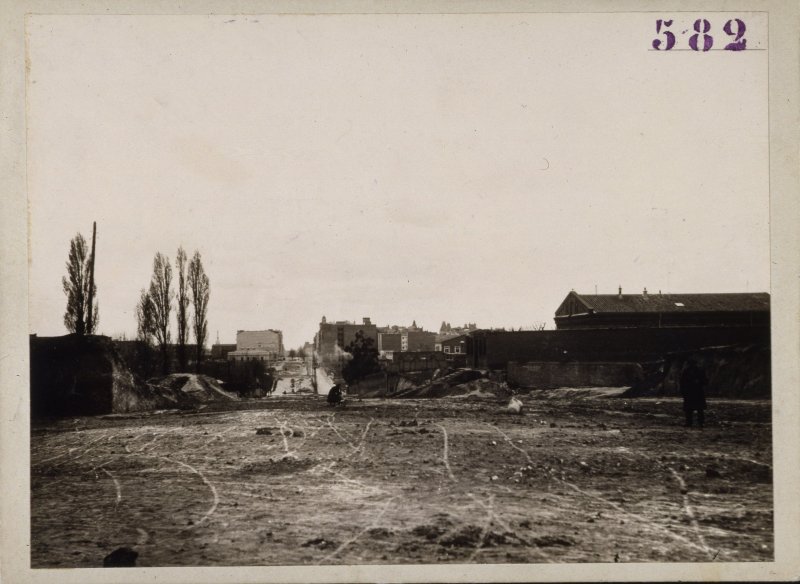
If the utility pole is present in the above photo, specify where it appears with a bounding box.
[86,221,97,334]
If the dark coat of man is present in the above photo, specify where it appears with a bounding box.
[327,384,343,406]
[680,360,707,411]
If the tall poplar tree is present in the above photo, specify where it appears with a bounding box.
[187,251,210,371]
[62,233,98,335]
[149,252,173,374]
[175,246,189,371]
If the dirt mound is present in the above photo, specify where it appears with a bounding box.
[447,378,510,401]
[393,369,502,399]
[147,374,239,404]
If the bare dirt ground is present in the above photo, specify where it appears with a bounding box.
[31,377,773,567]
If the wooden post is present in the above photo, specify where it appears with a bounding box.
[86,221,97,334]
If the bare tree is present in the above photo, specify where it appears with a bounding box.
[62,233,98,335]
[175,246,189,371]
[148,252,173,374]
[188,250,210,371]
[135,288,155,344]
[134,287,158,378]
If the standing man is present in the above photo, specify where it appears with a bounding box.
[680,358,708,428]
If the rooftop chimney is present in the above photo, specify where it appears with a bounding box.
[363,317,372,326]
[643,287,649,299]
[618,286,622,299]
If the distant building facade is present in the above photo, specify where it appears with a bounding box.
[377,321,436,356]
[228,329,284,363]
[315,316,379,368]
[434,322,478,351]
[440,334,469,355]
[211,343,237,360]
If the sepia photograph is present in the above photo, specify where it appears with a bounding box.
[2,1,799,583]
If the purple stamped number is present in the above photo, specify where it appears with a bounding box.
[652,17,747,51]
[723,19,747,51]
[690,19,713,51]
[652,19,675,51]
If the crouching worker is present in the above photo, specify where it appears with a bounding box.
[680,359,707,428]
[327,384,343,407]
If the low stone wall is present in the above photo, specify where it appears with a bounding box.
[507,361,644,389]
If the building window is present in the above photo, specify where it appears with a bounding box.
[454,346,461,354]
[444,346,450,354]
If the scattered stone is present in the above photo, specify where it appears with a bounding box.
[490,475,499,481]
[255,428,272,435]
[301,537,336,550]
[519,519,531,529]
[532,535,575,547]
[367,527,393,538]
[440,525,483,548]
[506,397,524,415]
[412,524,446,540]
[103,547,138,567]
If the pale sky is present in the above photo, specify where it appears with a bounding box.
[26,13,769,349]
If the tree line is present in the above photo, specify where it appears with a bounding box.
[136,247,210,374]
[61,230,210,375]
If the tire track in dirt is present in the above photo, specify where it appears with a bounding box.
[160,456,219,531]
[134,427,183,453]
[668,467,715,559]
[102,468,122,509]
[321,495,399,563]
[485,423,716,558]
[33,431,110,466]
[275,420,292,456]
[486,423,534,465]
[696,450,772,470]
[555,476,712,556]
[607,444,727,560]
[349,418,375,460]
[321,464,389,497]
[201,426,236,448]
[325,416,360,452]
[434,423,457,482]
[439,422,550,561]
[465,494,495,562]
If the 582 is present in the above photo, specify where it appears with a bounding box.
[652,18,747,51]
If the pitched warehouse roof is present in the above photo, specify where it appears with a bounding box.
[564,292,770,314]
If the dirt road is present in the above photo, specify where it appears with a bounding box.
[30,393,772,567]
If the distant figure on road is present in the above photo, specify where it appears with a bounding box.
[680,359,707,428]
[327,384,343,407]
